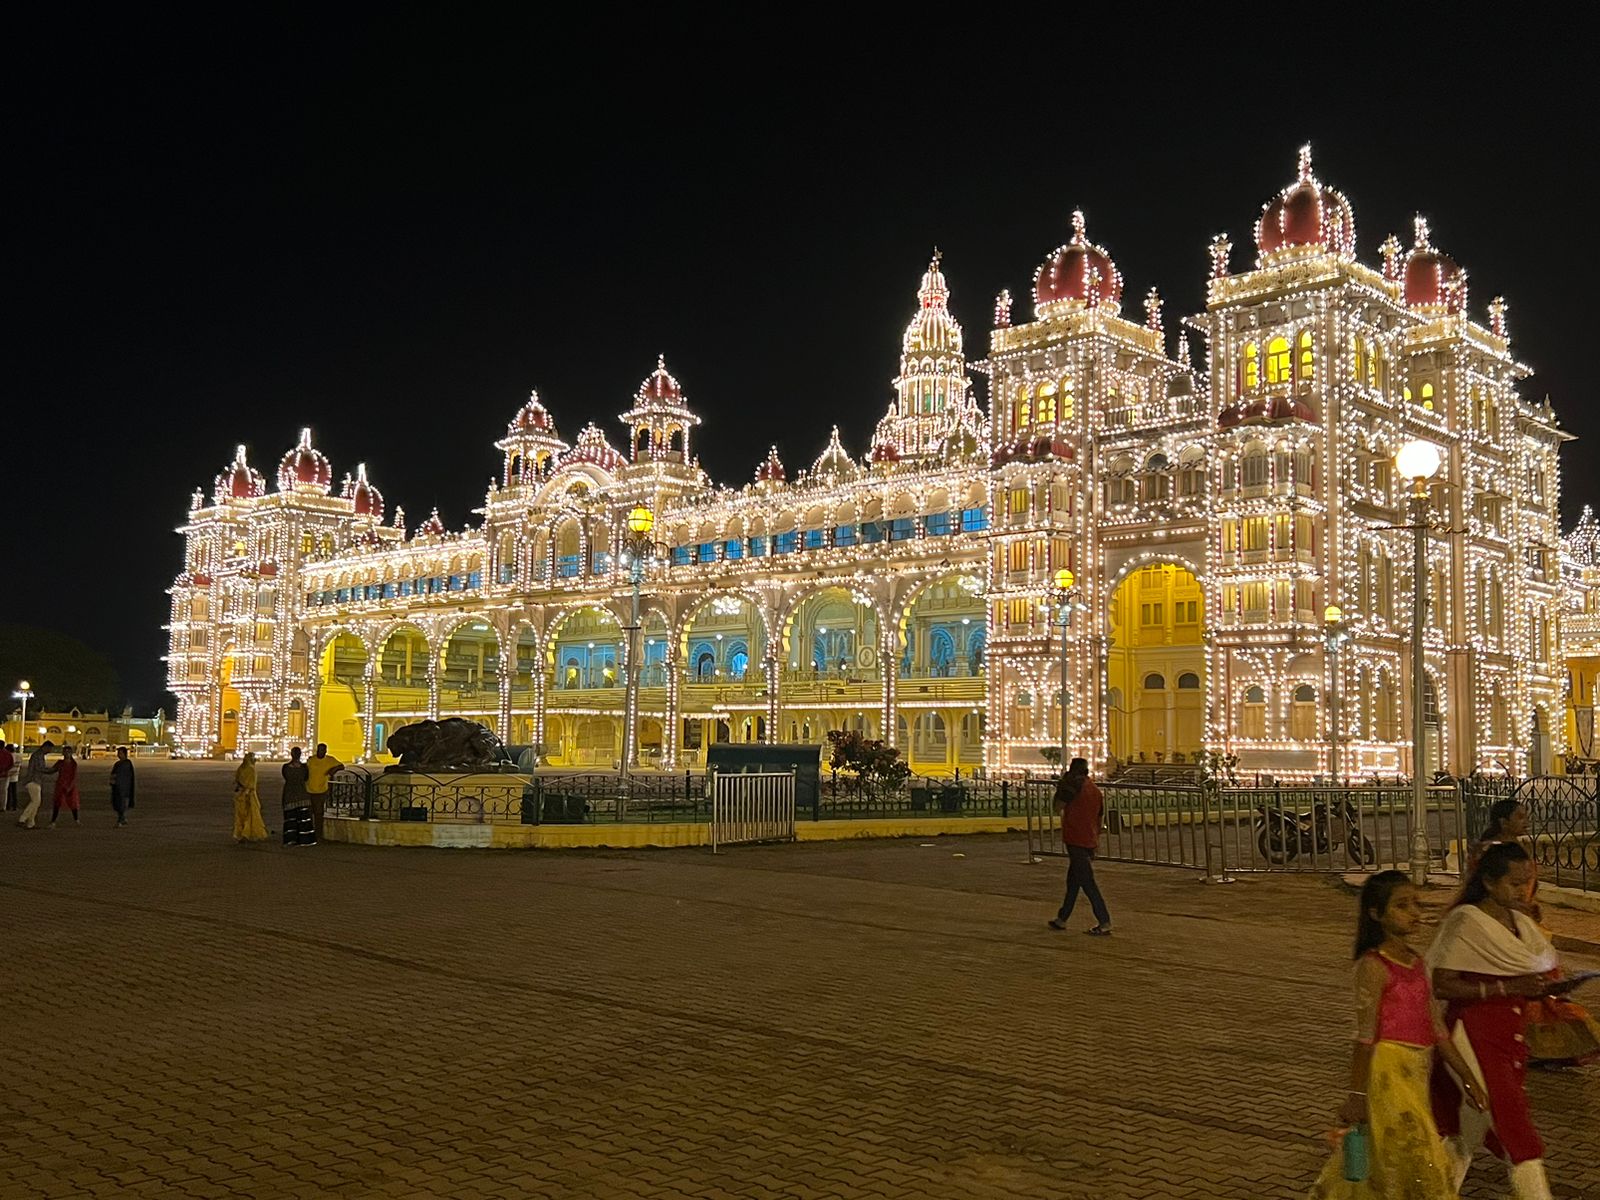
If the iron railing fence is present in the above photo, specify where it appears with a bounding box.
[1028,781,1469,878]
[710,771,797,851]
[1459,774,1598,894]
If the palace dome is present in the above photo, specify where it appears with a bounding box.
[1034,210,1123,317]
[415,508,446,538]
[277,427,333,494]
[1402,216,1466,313]
[508,390,556,434]
[342,462,384,521]
[811,426,858,479]
[869,441,901,465]
[755,445,786,485]
[637,355,685,406]
[1255,145,1356,262]
[1217,403,1243,429]
[556,423,627,474]
[213,445,265,502]
[991,435,1074,467]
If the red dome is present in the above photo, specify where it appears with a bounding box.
[277,427,333,493]
[1401,217,1466,313]
[213,445,266,502]
[1242,398,1268,421]
[869,441,901,465]
[509,390,555,433]
[755,446,785,484]
[342,462,384,521]
[415,508,446,538]
[1033,211,1123,316]
[990,436,1074,467]
[1255,146,1356,262]
[1217,404,1243,429]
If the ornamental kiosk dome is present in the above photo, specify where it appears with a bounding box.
[1033,210,1124,318]
[755,445,786,485]
[277,427,333,494]
[213,444,266,502]
[811,426,859,479]
[415,508,446,538]
[1254,145,1356,263]
[342,462,385,521]
[557,423,628,474]
[508,390,557,434]
[1402,216,1467,313]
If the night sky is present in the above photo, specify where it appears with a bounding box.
[9,17,1595,710]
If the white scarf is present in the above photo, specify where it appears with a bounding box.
[1425,904,1558,978]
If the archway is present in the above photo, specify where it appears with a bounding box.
[899,573,985,681]
[374,625,429,758]
[438,619,501,733]
[784,587,880,679]
[1106,562,1205,763]
[544,607,623,766]
[315,632,369,763]
[217,646,239,755]
[509,625,540,745]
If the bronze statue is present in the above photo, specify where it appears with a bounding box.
[384,718,507,773]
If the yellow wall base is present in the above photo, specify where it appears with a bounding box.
[323,814,1027,850]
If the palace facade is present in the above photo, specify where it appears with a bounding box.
[167,148,1576,779]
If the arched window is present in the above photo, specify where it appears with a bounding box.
[1421,382,1435,411]
[1143,673,1166,691]
[1369,343,1383,390]
[1242,443,1268,489]
[1035,381,1057,424]
[1059,384,1075,422]
[1177,672,1200,689]
[696,651,715,680]
[1016,386,1032,429]
[1290,684,1317,740]
[1243,343,1260,391]
[1297,330,1314,385]
[1402,385,1413,403]
[1241,685,1266,738]
[1351,335,1365,382]
[1266,337,1291,386]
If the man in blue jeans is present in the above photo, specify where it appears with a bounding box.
[1047,758,1112,935]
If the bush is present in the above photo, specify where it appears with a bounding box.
[826,730,911,798]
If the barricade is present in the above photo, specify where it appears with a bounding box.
[710,770,797,852]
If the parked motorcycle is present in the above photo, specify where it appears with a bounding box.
[1255,797,1377,866]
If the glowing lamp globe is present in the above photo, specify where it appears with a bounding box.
[19,679,30,691]
[1053,568,1075,592]
[1324,605,1343,624]
[626,505,655,537]
[1395,439,1443,482]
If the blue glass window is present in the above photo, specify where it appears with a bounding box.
[336,588,349,603]
[670,546,691,567]
[592,552,611,575]
[558,556,580,578]
[749,536,768,557]
[961,507,989,532]
[775,531,799,554]
[699,542,717,562]
[860,521,884,544]
[834,524,856,547]
[382,583,397,599]
[804,528,826,551]
[925,512,951,536]
[467,571,482,589]
[724,539,743,560]
[434,576,447,592]
[499,563,515,584]
[890,517,915,542]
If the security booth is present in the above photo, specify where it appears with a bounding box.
[705,743,823,816]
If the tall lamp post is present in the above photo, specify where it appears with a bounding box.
[1049,568,1080,774]
[1396,438,1443,886]
[1322,606,1349,784]
[620,504,661,781]
[12,681,34,750]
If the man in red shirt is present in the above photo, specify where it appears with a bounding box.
[1048,758,1112,935]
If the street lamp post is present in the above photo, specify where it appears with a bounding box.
[1396,439,1443,886]
[1049,568,1080,774]
[1322,606,1349,784]
[12,681,34,749]
[620,505,659,782]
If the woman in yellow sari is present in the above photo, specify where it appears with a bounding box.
[1310,871,1486,1199]
[232,752,269,842]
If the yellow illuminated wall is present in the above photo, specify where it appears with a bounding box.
[1107,563,1205,762]
[315,633,367,763]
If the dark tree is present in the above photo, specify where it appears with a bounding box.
[0,625,123,712]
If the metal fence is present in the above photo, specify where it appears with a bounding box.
[1459,774,1599,894]
[324,768,712,826]
[1027,780,1469,878]
[710,771,797,851]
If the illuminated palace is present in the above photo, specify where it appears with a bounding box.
[168,148,1577,779]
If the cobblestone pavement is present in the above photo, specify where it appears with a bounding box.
[2,761,1597,1199]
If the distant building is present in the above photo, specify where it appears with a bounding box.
[168,147,1574,779]
[1,706,168,750]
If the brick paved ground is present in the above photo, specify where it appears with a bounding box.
[2,761,1596,1199]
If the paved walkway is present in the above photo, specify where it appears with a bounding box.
[2,761,1597,1199]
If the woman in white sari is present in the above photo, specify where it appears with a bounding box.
[1425,842,1586,1200]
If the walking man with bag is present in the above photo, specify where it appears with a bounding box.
[1048,757,1112,936]
[16,740,54,829]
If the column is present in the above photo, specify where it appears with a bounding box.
[497,651,513,742]
[663,659,679,768]
[427,660,440,722]
[764,655,780,744]
[880,633,898,748]
[1165,690,1176,761]
[531,668,546,757]
[362,674,377,762]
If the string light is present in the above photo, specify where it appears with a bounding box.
[166,149,1576,781]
